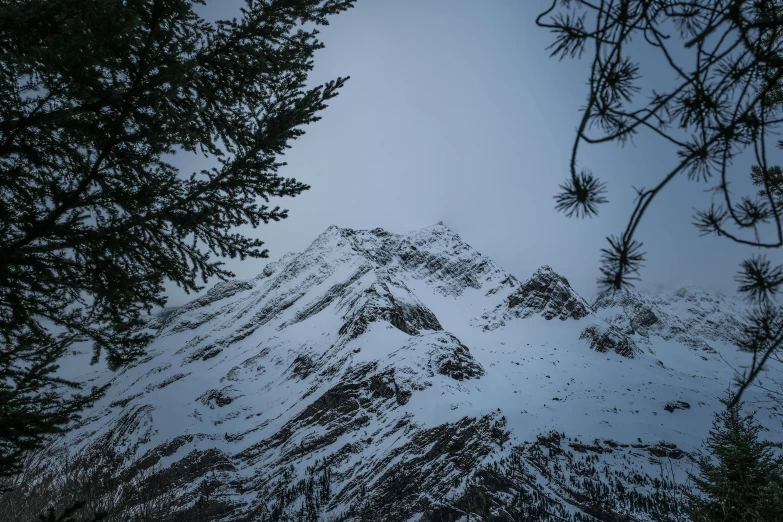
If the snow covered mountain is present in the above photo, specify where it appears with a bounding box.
[39,224,783,521]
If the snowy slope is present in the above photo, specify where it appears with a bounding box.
[51,223,783,521]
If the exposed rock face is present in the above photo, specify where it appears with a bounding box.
[38,223,782,522]
[579,323,640,358]
[337,278,443,339]
[198,386,242,409]
[148,280,257,331]
[592,287,746,354]
[428,333,485,381]
[335,223,506,297]
[479,265,593,330]
[664,400,692,413]
[508,266,593,321]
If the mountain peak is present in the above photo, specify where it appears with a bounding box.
[478,264,592,329]
[407,221,455,236]
[45,223,783,522]
[508,264,591,321]
[531,264,572,285]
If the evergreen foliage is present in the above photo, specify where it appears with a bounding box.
[537,0,783,404]
[751,163,783,209]
[688,394,783,521]
[0,0,353,479]
[36,502,106,522]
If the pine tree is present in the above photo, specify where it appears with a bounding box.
[0,0,354,479]
[538,0,783,404]
[750,164,783,210]
[688,394,783,522]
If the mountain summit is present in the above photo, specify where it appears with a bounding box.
[32,224,783,521]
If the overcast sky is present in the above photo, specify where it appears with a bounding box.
[166,0,778,306]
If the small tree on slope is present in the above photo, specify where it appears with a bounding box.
[688,394,783,522]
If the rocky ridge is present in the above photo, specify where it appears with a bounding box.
[20,223,783,522]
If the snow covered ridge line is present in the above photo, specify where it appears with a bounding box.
[13,223,781,521]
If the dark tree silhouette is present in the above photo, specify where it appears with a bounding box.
[0,0,353,479]
[537,0,783,405]
[36,502,106,522]
[688,393,783,522]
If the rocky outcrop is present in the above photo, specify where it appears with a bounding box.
[338,278,443,339]
[592,287,746,355]
[580,323,640,358]
[428,334,485,381]
[345,414,510,521]
[148,279,256,333]
[664,400,691,413]
[334,223,510,298]
[479,265,593,330]
[198,386,242,409]
[506,266,593,321]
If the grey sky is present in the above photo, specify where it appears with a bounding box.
[166,0,776,306]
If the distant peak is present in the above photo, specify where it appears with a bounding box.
[673,285,714,298]
[411,222,456,236]
[592,286,644,307]
[370,227,391,236]
[481,264,593,322]
[317,223,456,242]
[420,221,448,229]
[318,224,392,238]
[474,267,591,327]
[313,224,348,240]
[530,265,571,287]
